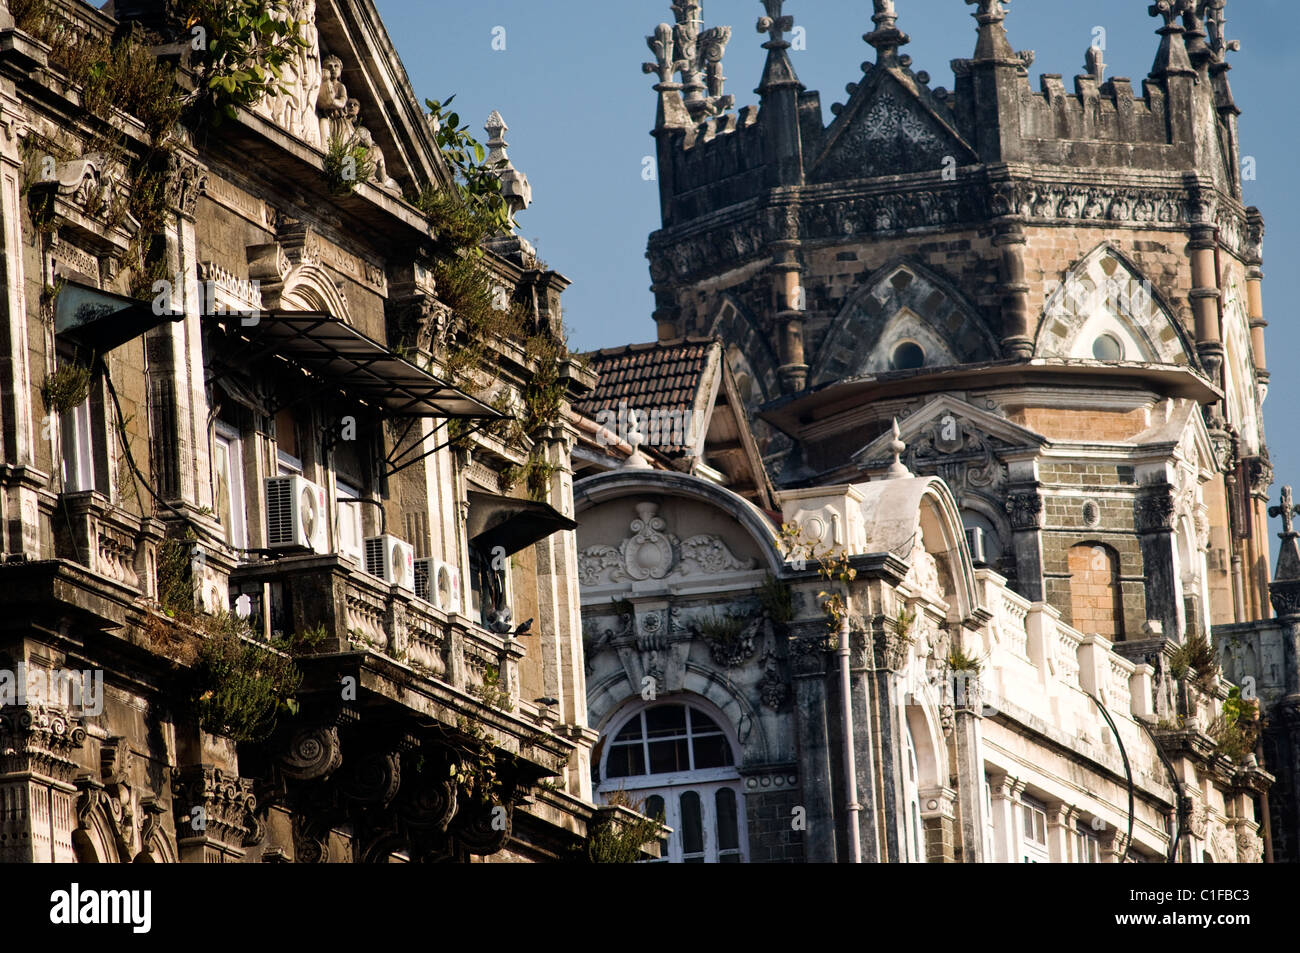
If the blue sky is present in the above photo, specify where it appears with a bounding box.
[375,0,1300,519]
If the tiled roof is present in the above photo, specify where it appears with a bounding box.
[573,338,719,448]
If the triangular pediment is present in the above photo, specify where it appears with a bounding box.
[810,67,976,183]
[247,0,451,197]
[851,395,1046,468]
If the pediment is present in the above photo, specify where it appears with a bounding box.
[810,68,976,183]
[246,0,451,198]
[851,395,1045,467]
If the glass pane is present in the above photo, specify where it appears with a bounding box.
[1034,814,1046,842]
[1022,805,1033,840]
[680,791,703,855]
[649,738,690,774]
[614,715,644,743]
[715,788,739,851]
[645,795,665,822]
[692,733,731,769]
[719,854,741,863]
[687,708,723,735]
[606,743,644,778]
[646,705,687,738]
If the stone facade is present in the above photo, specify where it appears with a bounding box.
[0,0,623,863]
[581,0,1277,862]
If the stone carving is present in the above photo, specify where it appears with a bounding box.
[171,764,258,853]
[341,752,401,808]
[1236,827,1263,864]
[905,525,944,598]
[316,54,350,147]
[1005,491,1042,531]
[1136,489,1176,533]
[254,0,322,147]
[0,705,86,782]
[279,725,343,782]
[578,501,755,586]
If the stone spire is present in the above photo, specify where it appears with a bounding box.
[670,1,733,121]
[756,0,801,95]
[966,0,1016,63]
[865,0,910,67]
[483,111,531,222]
[1149,0,1196,79]
[1270,486,1300,616]
[644,21,691,130]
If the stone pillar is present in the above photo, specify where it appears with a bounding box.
[987,772,1024,863]
[919,787,958,863]
[993,217,1032,359]
[790,631,837,862]
[0,705,85,862]
[1136,484,1180,639]
[0,81,46,559]
[1045,800,1080,863]
[1005,485,1045,602]
[951,680,989,863]
[1245,210,1267,396]
[1188,222,1224,384]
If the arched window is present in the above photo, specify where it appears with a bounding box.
[596,700,747,863]
[1067,543,1125,640]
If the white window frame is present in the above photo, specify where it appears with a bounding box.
[214,423,248,550]
[61,397,96,493]
[902,722,923,863]
[595,701,748,864]
[335,478,365,566]
[1075,822,1101,863]
[277,449,303,477]
[1021,796,1050,863]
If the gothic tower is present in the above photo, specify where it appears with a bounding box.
[645,0,1271,642]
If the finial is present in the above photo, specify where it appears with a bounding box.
[885,418,911,479]
[1148,0,1195,79]
[1203,0,1240,61]
[483,111,531,220]
[757,0,793,49]
[1270,486,1300,539]
[643,22,677,86]
[966,0,1015,63]
[1084,44,1105,83]
[1181,2,1212,66]
[866,0,910,66]
[668,1,733,119]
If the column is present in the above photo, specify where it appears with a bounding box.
[987,772,1025,863]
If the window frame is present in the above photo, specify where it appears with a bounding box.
[1020,796,1050,863]
[61,396,97,493]
[334,477,365,566]
[213,422,249,551]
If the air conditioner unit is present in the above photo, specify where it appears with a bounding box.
[265,476,329,553]
[366,534,415,590]
[415,558,462,614]
[965,526,988,567]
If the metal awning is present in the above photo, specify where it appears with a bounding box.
[226,312,502,419]
[55,279,182,353]
[467,491,578,557]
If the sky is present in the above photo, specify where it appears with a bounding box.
[374,0,1300,521]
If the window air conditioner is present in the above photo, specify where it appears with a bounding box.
[965,526,988,567]
[415,558,462,613]
[366,534,415,591]
[265,476,329,554]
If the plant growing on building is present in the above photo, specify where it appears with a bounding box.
[1169,633,1218,693]
[40,363,92,415]
[323,127,375,196]
[1210,685,1261,763]
[580,790,664,864]
[193,616,303,744]
[777,522,857,645]
[757,574,795,625]
[472,663,514,712]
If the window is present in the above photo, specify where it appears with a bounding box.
[891,341,926,371]
[1075,822,1101,863]
[335,479,364,565]
[61,397,96,492]
[902,722,923,863]
[597,701,746,863]
[1021,796,1049,863]
[213,424,248,550]
[1092,333,1124,362]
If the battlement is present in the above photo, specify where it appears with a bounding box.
[647,1,1245,228]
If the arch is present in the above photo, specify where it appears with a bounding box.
[278,263,353,323]
[811,259,998,386]
[1067,542,1126,640]
[1035,244,1196,366]
[709,296,779,411]
[574,469,786,576]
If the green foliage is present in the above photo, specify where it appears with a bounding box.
[289,622,330,655]
[182,0,310,124]
[1169,633,1218,691]
[194,616,302,743]
[1212,685,1261,763]
[449,716,505,806]
[424,96,512,235]
[471,663,513,712]
[697,611,745,644]
[581,792,664,864]
[156,533,199,616]
[323,127,375,195]
[946,644,983,675]
[757,575,795,624]
[777,522,858,641]
[41,363,92,415]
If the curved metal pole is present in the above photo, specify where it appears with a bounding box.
[1085,691,1135,863]
[1138,718,1184,863]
